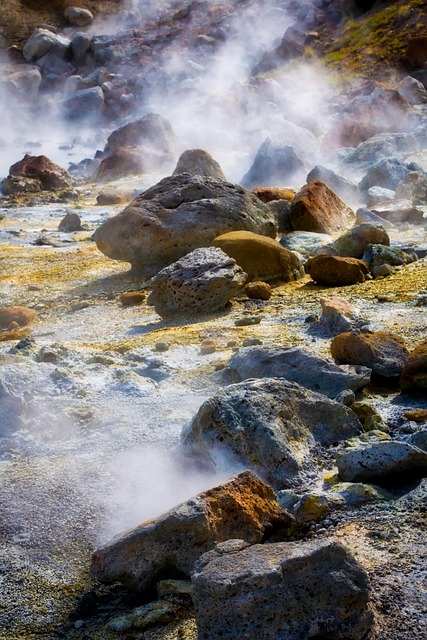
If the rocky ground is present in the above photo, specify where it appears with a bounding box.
[0,1,427,639]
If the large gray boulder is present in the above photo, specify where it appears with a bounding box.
[359,157,425,199]
[93,174,277,276]
[336,441,427,483]
[23,28,71,63]
[225,345,371,398]
[192,538,373,640]
[91,471,291,592]
[1,66,42,101]
[182,378,362,487]
[147,247,247,318]
[306,165,358,206]
[63,87,105,121]
[241,138,306,189]
[327,223,389,258]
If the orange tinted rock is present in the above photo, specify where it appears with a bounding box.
[252,187,296,203]
[400,342,427,392]
[245,281,272,300]
[290,181,355,234]
[306,255,368,286]
[404,409,427,422]
[331,331,408,378]
[8,154,73,190]
[0,306,37,329]
[120,291,146,306]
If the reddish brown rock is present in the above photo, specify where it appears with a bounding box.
[290,181,355,234]
[93,147,146,182]
[400,341,427,392]
[405,37,427,68]
[8,154,73,190]
[96,191,130,205]
[0,306,37,330]
[305,255,369,286]
[245,281,272,300]
[252,187,296,203]
[404,409,427,422]
[120,291,146,306]
[91,471,291,592]
[331,331,409,378]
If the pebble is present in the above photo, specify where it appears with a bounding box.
[154,341,170,352]
[120,291,146,306]
[242,337,263,347]
[200,339,216,354]
[234,316,262,326]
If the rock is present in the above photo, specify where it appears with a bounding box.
[241,138,306,189]
[64,7,94,27]
[267,199,293,232]
[63,87,105,122]
[366,186,396,206]
[93,174,276,276]
[200,339,216,355]
[335,389,356,406]
[244,281,271,300]
[71,32,91,63]
[1,176,42,195]
[172,149,226,180]
[146,247,247,318]
[92,147,145,182]
[370,199,426,225]
[330,482,394,507]
[96,191,129,205]
[350,402,388,432]
[407,429,427,452]
[120,292,146,306]
[212,230,303,284]
[91,471,290,591]
[404,409,427,423]
[395,171,427,205]
[362,244,417,275]
[23,28,71,63]
[280,230,332,255]
[192,538,373,640]
[359,157,425,199]
[319,296,362,334]
[331,331,408,378]
[290,181,356,234]
[328,223,389,258]
[106,114,178,160]
[1,66,42,101]
[0,307,37,329]
[234,317,261,327]
[182,378,362,486]
[305,255,369,286]
[108,600,173,631]
[336,441,427,483]
[396,76,427,105]
[225,345,371,397]
[405,36,427,67]
[306,165,358,206]
[6,154,73,191]
[355,207,395,229]
[252,187,296,203]
[341,133,419,173]
[58,213,83,232]
[400,341,427,393]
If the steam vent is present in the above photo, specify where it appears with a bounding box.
[0,1,426,639]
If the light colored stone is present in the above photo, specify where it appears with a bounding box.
[336,441,427,482]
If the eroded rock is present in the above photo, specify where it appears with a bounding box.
[290,181,356,234]
[331,331,409,378]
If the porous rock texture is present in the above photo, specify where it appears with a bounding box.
[172,149,226,180]
[146,247,247,318]
[182,378,362,487]
[192,538,373,640]
[93,173,276,276]
[225,345,371,397]
[331,331,409,378]
[306,254,369,285]
[336,441,427,484]
[91,471,291,592]
[290,181,356,234]
[212,230,304,283]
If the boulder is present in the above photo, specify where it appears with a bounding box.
[400,341,427,392]
[63,87,105,121]
[328,223,389,258]
[23,28,71,63]
[146,247,247,318]
[306,165,358,206]
[182,378,362,486]
[1,66,42,101]
[405,37,427,67]
[362,244,417,276]
[341,133,419,173]
[407,429,427,452]
[212,230,303,284]
[71,32,92,63]
[252,187,296,203]
[305,255,369,285]
[106,114,178,160]
[395,171,427,205]
[172,149,226,180]
[359,157,425,199]
[336,441,427,483]
[241,138,306,189]
[58,213,83,232]
[370,199,426,225]
[6,154,73,191]
[319,296,362,334]
[267,199,293,232]
[331,331,408,378]
[1,176,41,195]
[64,7,94,27]
[192,538,373,640]
[0,307,37,330]
[280,230,332,255]
[290,181,356,234]
[396,76,427,105]
[92,147,145,182]
[366,186,396,206]
[225,345,371,397]
[93,174,276,276]
[91,471,290,592]
[96,190,129,205]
